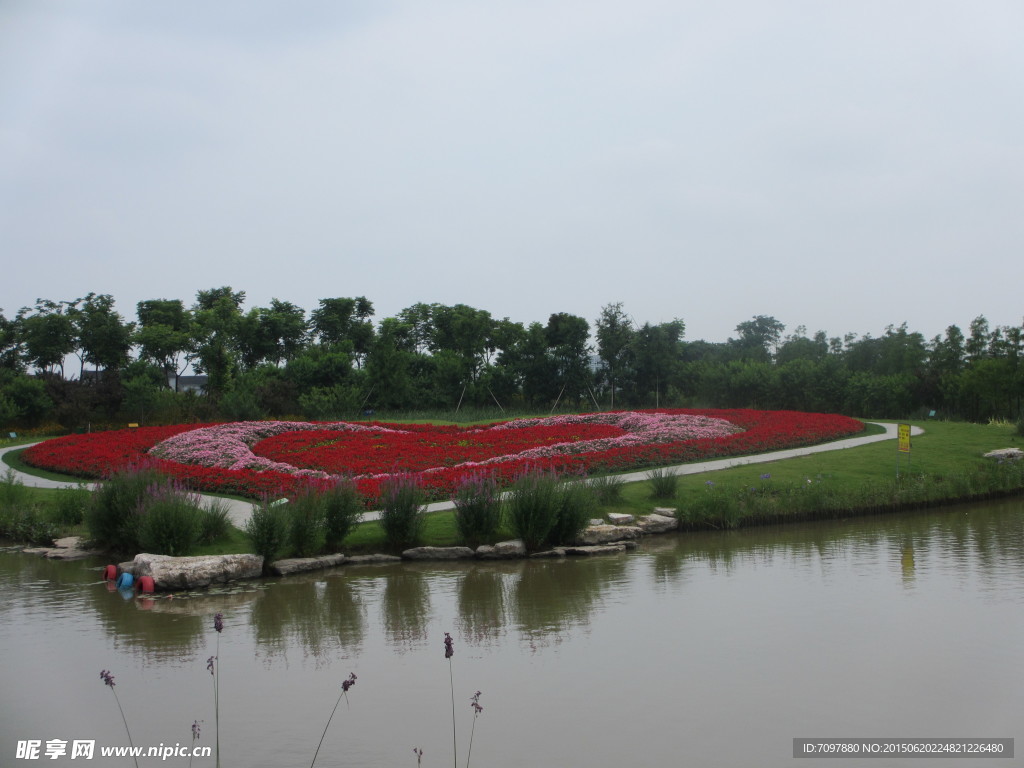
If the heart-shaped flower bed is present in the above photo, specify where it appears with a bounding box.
[147,411,743,479]
[22,409,865,500]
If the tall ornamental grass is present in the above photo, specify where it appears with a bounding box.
[646,467,679,500]
[137,479,203,556]
[87,463,164,554]
[287,487,326,557]
[506,470,559,552]
[378,473,426,551]
[245,497,290,570]
[452,473,502,548]
[322,479,363,551]
[547,480,597,548]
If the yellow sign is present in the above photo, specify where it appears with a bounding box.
[897,423,911,453]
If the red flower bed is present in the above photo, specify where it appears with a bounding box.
[252,422,629,474]
[21,410,863,502]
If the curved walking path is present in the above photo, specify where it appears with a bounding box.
[1,422,923,528]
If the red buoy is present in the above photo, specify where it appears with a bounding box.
[135,575,155,594]
[102,565,117,581]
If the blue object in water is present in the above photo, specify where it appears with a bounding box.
[115,572,134,590]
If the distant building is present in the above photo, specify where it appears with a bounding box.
[168,374,208,394]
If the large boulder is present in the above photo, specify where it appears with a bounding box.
[131,553,263,590]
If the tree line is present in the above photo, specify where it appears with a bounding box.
[0,288,1020,429]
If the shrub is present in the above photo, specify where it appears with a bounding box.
[547,480,597,547]
[287,487,326,557]
[453,473,502,548]
[245,497,290,569]
[378,473,426,551]
[679,483,742,530]
[86,463,164,554]
[322,479,363,551]
[647,467,679,500]
[506,469,559,552]
[0,468,31,510]
[51,484,91,527]
[587,474,624,505]
[0,504,62,545]
[137,482,202,556]
[198,500,234,545]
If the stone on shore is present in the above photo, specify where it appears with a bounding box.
[345,554,402,565]
[564,544,628,556]
[574,524,642,545]
[23,536,102,561]
[607,512,635,525]
[637,513,679,534]
[476,540,527,559]
[270,554,346,576]
[402,546,475,561]
[132,553,263,590]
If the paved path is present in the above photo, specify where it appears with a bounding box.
[1,422,923,528]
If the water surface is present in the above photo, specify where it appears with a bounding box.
[2,500,1023,767]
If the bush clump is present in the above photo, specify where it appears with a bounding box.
[547,480,597,547]
[137,481,202,556]
[322,479,363,551]
[453,473,503,548]
[86,463,164,554]
[198,500,234,545]
[587,474,625,505]
[506,470,560,552]
[287,487,327,557]
[245,497,290,570]
[378,473,426,551]
[647,467,679,500]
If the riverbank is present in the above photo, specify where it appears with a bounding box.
[6,420,1024,577]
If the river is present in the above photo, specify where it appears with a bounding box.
[2,498,1023,767]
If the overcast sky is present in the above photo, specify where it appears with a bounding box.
[2,1,1022,346]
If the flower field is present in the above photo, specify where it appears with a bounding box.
[21,409,864,502]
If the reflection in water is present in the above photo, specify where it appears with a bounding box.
[900,539,916,586]
[511,555,628,645]
[250,572,366,664]
[456,566,514,647]
[380,568,431,650]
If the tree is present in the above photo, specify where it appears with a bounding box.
[136,299,195,391]
[594,302,635,407]
[191,287,246,398]
[17,299,76,376]
[71,293,133,376]
[966,316,990,362]
[632,319,685,406]
[545,313,592,407]
[729,315,785,361]
[0,310,23,373]
[310,297,375,366]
